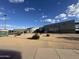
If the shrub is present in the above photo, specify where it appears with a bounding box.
[32,33,40,39]
[46,33,50,37]
[14,32,22,36]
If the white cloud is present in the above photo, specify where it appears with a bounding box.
[45,19,57,23]
[38,9,42,11]
[45,19,52,22]
[0,24,26,30]
[40,0,79,23]
[0,12,4,15]
[54,1,79,21]
[24,8,36,12]
[41,19,51,22]
[9,0,24,3]
[42,15,47,18]
[60,13,67,18]
[41,1,79,23]
[63,17,68,20]
[0,7,5,10]
[55,13,67,21]
[66,1,79,18]
[41,18,55,23]
[0,24,15,30]
[41,18,59,23]
[0,24,13,27]
[0,17,8,20]
[55,13,67,19]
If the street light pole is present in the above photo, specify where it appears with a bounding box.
[4,14,7,30]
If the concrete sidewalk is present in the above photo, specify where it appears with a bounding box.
[1,47,79,59]
[21,48,79,59]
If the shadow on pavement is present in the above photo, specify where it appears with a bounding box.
[57,37,79,41]
[0,50,21,59]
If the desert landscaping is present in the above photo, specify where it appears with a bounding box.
[0,33,79,49]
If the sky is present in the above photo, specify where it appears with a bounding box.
[0,0,79,29]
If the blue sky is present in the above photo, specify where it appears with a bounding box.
[0,0,78,29]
